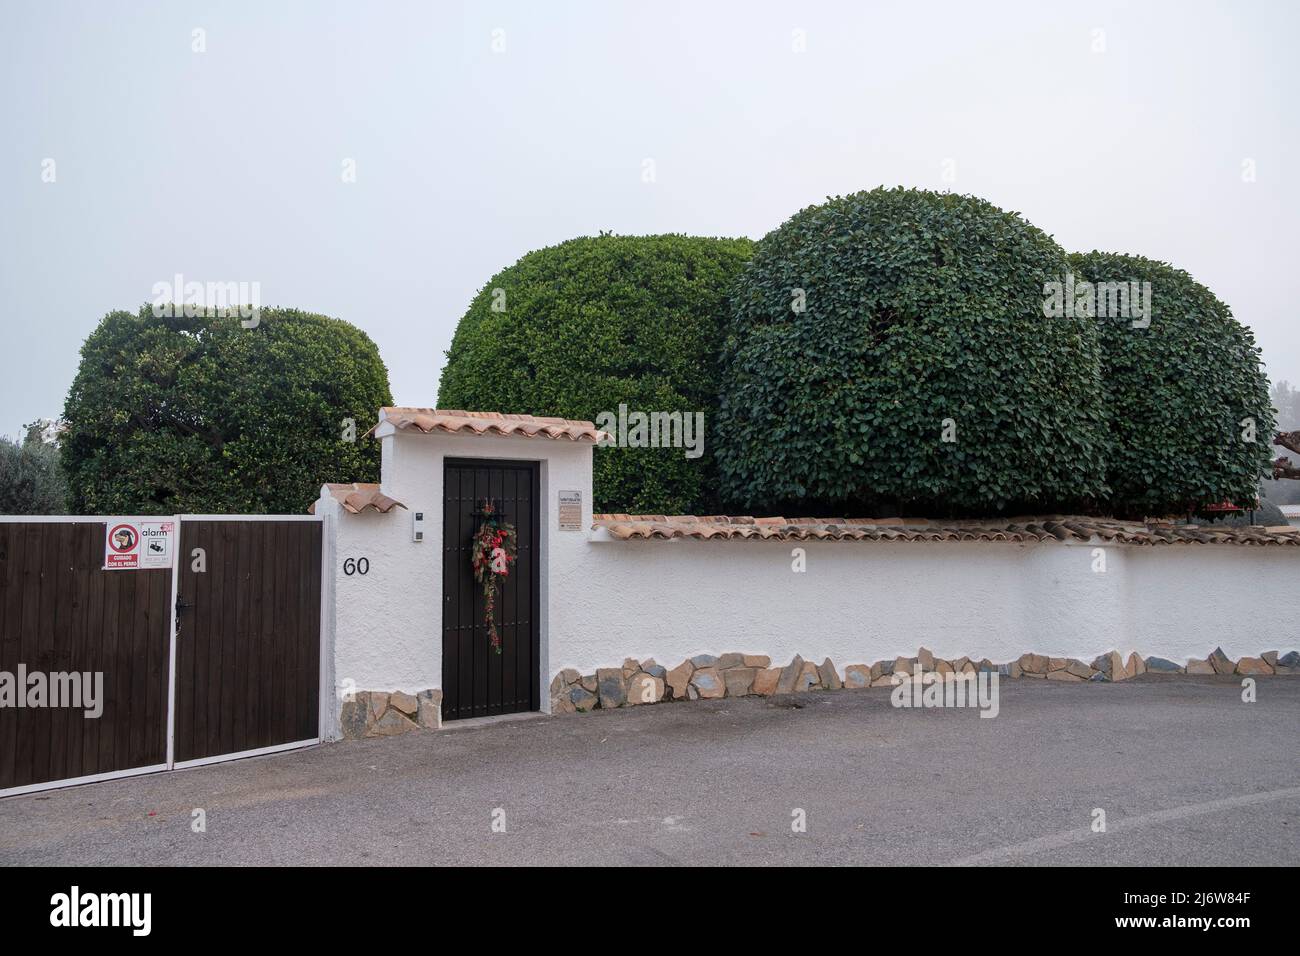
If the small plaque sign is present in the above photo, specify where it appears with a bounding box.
[104,518,175,570]
[558,490,582,531]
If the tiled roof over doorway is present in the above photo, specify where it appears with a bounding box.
[381,408,609,443]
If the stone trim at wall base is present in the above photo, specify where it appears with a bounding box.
[550,647,1300,712]
[340,689,442,739]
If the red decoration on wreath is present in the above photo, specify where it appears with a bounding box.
[470,499,518,653]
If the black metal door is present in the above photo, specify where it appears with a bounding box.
[442,458,540,721]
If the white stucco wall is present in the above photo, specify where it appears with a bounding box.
[318,427,1300,733]
[319,427,593,735]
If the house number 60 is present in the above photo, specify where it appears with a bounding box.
[343,557,370,576]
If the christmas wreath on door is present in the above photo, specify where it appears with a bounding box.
[470,499,518,653]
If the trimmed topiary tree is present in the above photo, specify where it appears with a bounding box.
[1068,251,1273,515]
[437,233,754,514]
[62,306,392,514]
[715,187,1108,515]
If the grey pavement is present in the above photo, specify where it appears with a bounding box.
[1,676,1297,866]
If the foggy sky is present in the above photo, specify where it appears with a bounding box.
[2,0,1296,439]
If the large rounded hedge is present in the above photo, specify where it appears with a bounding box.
[437,234,754,514]
[62,306,392,514]
[1068,251,1273,515]
[715,187,1108,515]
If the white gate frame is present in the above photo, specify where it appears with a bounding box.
[0,513,330,798]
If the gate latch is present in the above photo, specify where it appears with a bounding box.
[175,594,195,636]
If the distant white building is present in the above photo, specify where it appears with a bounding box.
[1282,505,1300,529]
[23,417,62,446]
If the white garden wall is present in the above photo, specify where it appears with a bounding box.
[317,420,1300,737]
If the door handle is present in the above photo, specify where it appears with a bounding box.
[175,595,194,637]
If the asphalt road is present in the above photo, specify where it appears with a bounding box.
[2,677,1297,866]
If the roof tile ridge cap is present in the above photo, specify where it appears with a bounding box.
[371,492,407,512]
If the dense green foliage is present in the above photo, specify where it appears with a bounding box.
[0,427,67,514]
[437,234,754,513]
[1069,252,1273,515]
[61,307,392,514]
[715,187,1108,515]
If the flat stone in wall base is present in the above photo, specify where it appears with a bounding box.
[544,646,1300,718]
[843,664,871,689]
[341,688,444,740]
[724,666,756,697]
[691,667,725,699]
[417,690,443,729]
[340,697,368,740]
[753,666,781,695]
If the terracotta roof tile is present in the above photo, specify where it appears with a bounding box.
[590,514,1300,547]
[312,483,408,515]
[381,408,610,443]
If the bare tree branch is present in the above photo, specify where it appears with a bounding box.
[1273,430,1300,456]
[1273,456,1300,480]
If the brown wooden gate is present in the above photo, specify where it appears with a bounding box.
[172,519,322,764]
[442,459,540,721]
[1,516,322,795]
[0,521,171,793]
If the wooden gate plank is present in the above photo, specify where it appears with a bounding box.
[299,522,321,741]
[62,523,91,780]
[272,521,291,749]
[81,524,105,777]
[203,521,224,761]
[0,526,22,786]
[283,521,302,746]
